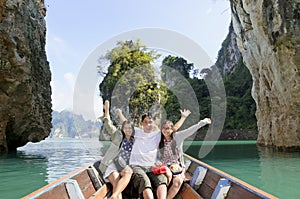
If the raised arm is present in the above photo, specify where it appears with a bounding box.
[100,100,117,136]
[103,100,110,118]
[176,118,211,140]
[115,108,127,123]
[173,109,191,131]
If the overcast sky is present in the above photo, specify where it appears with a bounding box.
[45,0,231,120]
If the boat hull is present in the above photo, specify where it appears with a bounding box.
[22,154,278,199]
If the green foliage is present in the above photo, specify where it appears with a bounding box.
[161,54,257,131]
[162,55,193,78]
[98,39,167,123]
[161,56,208,129]
[98,40,157,100]
[98,37,257,132]
[187,78,211,117]
[129,81,168,123]
[164,90,181,123]
[222,57,257,130]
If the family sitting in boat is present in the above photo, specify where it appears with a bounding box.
[97,100,211,199]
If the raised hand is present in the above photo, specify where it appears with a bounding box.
[203,118,211,124]
[115,108,127,123]
[173,109,191,131]
[104,100,109,111]
[180,109,191,118]
[104,100,110,118]
[115,108,122,116]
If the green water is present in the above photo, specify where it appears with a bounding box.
[0,153,48,199]
[0,139,299,199]
[184,141,300,199]
[0,138,102,199]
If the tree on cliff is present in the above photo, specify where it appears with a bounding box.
[97,39,168,123]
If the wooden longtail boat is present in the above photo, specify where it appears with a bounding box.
[22,153,278,199]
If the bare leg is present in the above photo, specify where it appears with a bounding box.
[143,187,154,199]
[156,184,167,199]
[165,169,172,186]
[107,171,121,199]
[109,166,132,199]
[167,175,183,199]
[91,184,110,199]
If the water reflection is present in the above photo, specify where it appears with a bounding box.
[258,146,300,198]
[185,141,300,198]
[17,138,104,183]
[185,141,263,187]
[0,152,48,199]
[184,141,259,160]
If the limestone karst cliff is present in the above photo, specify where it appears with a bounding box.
[230,0,300,149]
[0,0,51,152]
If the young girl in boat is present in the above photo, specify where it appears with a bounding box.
[98,100,135,199]
[158,116,211,199]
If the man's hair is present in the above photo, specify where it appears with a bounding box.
[141,112,153,122]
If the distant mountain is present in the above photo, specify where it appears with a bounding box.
[50,110,102,138]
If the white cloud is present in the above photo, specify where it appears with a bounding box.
[51,72,76,112]
[46,36,69,69]
[64,72,76,90]
[206,7,212,14]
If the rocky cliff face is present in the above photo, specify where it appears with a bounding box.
[0,0,51,152]
[215,23,242,76]
[231,0,300,149]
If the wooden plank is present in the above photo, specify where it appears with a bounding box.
[201,170,221,189]
[187,161,221,198]
[22,163,92,199]
[35,183,69,199]
[226,182,265,199]
[72,170,96,199]
[180,183,203,199]
[198,183,214,199]
[186,161,199,174]
[197,170,221,198]
[186,161,217,198]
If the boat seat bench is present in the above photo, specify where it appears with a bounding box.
[185,160,266,199]
[187,161,232,198]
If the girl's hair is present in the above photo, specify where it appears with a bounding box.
[119,120,135,148]
[121,120,135,138]
[159,120,176,151]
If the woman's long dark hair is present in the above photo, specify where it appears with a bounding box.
[159,120,177,154]
[119,120,135,148]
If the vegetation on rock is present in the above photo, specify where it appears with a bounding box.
[97,38,257,138]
